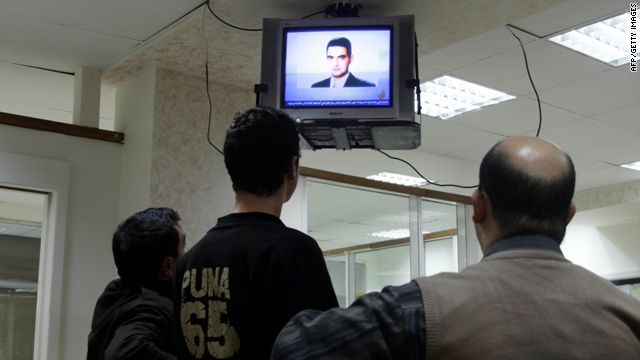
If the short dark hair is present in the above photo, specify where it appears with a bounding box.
[224,106,301,196]
[112,207,181,286]
[327,37,352,57]
[478,142,576,242]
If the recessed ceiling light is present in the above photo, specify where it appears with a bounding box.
[549,12,633,66]
[417,75,516,120]
[366,172,431,187]
[621,161,640,171]
[367,228,431,240]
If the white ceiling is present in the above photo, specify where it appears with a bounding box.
[0,0,203,72]
[0,0,638,236]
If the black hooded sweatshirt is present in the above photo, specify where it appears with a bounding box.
[87,278,177,360]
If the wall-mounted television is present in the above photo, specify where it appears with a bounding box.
[259,15,420,150]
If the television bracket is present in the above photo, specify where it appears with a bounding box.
[253,84,268,106]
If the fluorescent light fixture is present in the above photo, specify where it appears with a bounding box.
[367,172,430,187]
[549,12,633,66]
[621,161,640,171]
[417,76,516,119]
[378,210,449,223]
[367,228,431,240]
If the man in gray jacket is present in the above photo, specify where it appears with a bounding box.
[271,136,640,360]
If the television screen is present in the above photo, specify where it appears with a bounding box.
[260,16,420,150]
[282,27,392,108]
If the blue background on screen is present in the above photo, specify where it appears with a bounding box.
[283,29,391,107]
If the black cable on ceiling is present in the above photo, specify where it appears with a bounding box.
[302,10,327,19]
[506,25,543,137]
[376,150,478,189]
[206,1,262,32]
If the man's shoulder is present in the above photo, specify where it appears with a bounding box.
[345,73,375,87]
[139,287,172,305]
[180,220,318,262]
[311,78,331,87]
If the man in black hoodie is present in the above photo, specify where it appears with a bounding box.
[87,207,185,360]
[173,106,338,359]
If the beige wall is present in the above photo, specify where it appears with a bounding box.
[150,65,253,244]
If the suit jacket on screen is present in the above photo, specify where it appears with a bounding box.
[311,73,375,87]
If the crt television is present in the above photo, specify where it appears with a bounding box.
[259,15,420,150]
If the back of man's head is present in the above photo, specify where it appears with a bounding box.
[224,106,301,196]
[478,137,575,242]
[112,207,181,286]
[327,37,352,57]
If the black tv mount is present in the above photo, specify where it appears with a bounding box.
[324,2,362,18]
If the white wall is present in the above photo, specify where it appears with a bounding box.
[562,222,640,278]
[0,64,116,129]
[115,66,156,219]
[0,124,122,359]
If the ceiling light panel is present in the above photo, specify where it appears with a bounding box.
[367,228,430,240]
[621,161,640,171]
[367,172,430,187]
[418,76,516,120]
[549,12,633,66]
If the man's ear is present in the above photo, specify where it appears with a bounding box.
[472,189,488,224]
[287,156,298,181]
[566,201,577,225]
[349,55,354,63]
[161,256,176,279]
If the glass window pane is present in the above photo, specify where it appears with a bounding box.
[632,284,640,302]
[324,254,347,308]
[0,189,45,360]
[424,237,455,276]
[421,199,457,234]
[355,245,410,296]
[307,180,411,252]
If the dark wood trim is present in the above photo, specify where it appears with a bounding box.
[323,244,371,256]
[322,228,457,256]
[0,112,124,144]
[0,185,50,196]
[300,167,472,204]
[424,229,458,240]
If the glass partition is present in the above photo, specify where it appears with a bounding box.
[306,176,470,306]
[422,199,457,233]
[424,237,456,276]
[355,245,410,295]
[307,180,411,252]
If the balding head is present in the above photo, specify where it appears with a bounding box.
[478,136,576,243]
[498,136,572,182]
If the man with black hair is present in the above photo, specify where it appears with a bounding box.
[173,106,338,360]
[87,207,185,360]
[311,37,376,88]
[272,136,640,360]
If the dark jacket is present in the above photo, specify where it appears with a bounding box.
[311,73,375,87]
[173,212,339,360]
[87,279,177,360]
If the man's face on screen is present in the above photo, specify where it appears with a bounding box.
[326,46,352,79]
